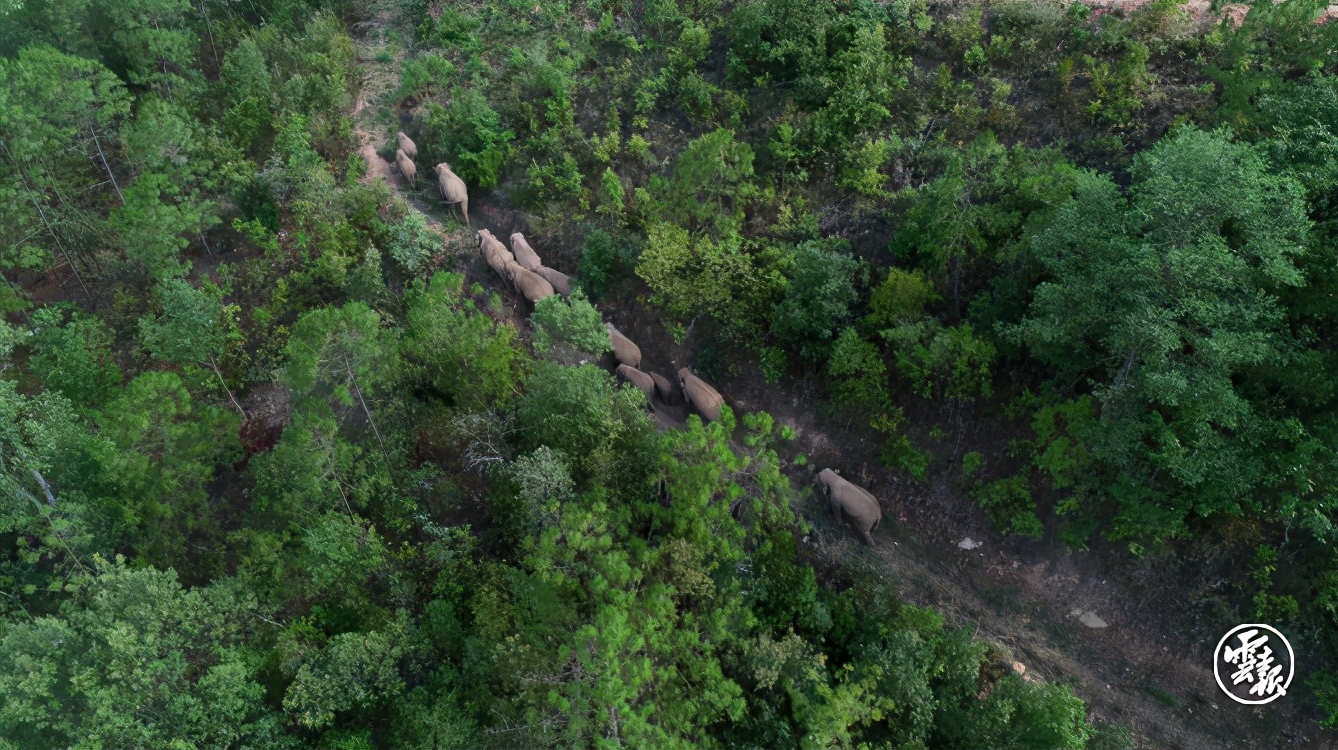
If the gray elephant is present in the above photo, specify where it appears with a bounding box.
[508,263,555,303]
[534,266,571,296]
[648,371,681,405]
[509,232,542,271]
[395,148,416,187]
[816,468,881,546]
[677,368,723,423]
[397,131,417,159]
[477,229,514,279]
[434,163,469,227]
[607,323,641,368]
[616,365,655,408]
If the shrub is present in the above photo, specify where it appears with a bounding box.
[971,476,1043,538]
[530,292,611,357]
[827,328,890,412]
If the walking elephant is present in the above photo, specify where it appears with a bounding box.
[434,163,469,227]
[509,233,542,271]
[815,468,882,546]
[677,368,723,423]
[607,323,641,368]
[616,365,655,407]
[534,266,571,296]
[648,371,681,405]
[395,148,416,187]
[397,131,417,159]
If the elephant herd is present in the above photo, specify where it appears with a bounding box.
[393,129,885,547]
[395,132,470,227]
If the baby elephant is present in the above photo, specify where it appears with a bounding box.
[607,323,641,368]
[395,148,416,187]
[647,371,682,406]
[816,468,882,546]
[616,365,655,409]
[397,131,417,159]
[677,368,723,423]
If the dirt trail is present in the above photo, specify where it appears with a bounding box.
[346,9,1335,748]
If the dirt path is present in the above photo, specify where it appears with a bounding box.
[345,8,1335,748]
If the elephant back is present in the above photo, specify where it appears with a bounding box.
[607,323,641,368]
[818,469,881,531]
[509,233,543,271]
[534,266,571,296]
[647,371,681,405]
[616,365,655,400]
[677,368,723,422]
[397,131,417,158]
[511,265,555,302]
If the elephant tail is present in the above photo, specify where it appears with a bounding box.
[871,515,882,533]
[461,198,470,228]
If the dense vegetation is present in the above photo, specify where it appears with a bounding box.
[2,0,1338,745]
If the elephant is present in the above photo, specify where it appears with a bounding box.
[677,368,723,423]
[508,263,555,303]
[606,323,641,368]
[509,232,543,271]
[647,371,682,405]
[397,131,417,159]
[477,229,514,279]
[616,364,655,406]
[434,163,470,227]
[815,468,882,546]
[534,266,571,296]
[395,148,416,187]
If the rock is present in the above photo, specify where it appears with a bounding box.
[1069,608,1109,629]
[958,537,983,550]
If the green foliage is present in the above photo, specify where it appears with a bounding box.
[866,267,938,329]
[400,272,526,406]
[770,240,862,361]
[383,209,438,274]
[530,291,611,357]
[647,128,756,236]
[962,451,984,478]
[894,322,996,402]
[419,90,514,189]
[0,563,283,749]
[397,54,456,102]
[26,306,122,410]
[827,328,890,413]
[138,277,233,366]
[514,362,652,479]
[972,476,1044,538]
[1014,127,1311,541]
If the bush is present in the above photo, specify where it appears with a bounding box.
[418,91,513,189]
[383,210,438,274]
[530,292,610,357]
[397,55,456,102]
[827,328,891,412]
[770,240,862,362]
[971,476,1043,538]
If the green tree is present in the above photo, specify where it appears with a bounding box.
[0,563,285,749]
[1014,128,1311,539]
[530,291,611,357]
[400,272,526,407]
[138,277,244,416]
[770,240,862,362]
